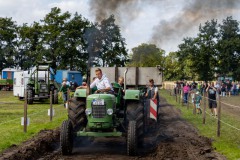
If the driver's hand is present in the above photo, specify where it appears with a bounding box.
[95,90,101,93]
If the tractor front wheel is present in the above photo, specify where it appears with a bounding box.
[68,98,87,130]
[127,120,137,156]
[60,120,73,155]
[126,101,144,146]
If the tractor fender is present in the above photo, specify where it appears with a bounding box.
[124,90,140,100]
[74,89,87,98]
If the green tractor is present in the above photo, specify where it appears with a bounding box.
[60,69,145,156]
[26,61,59,104]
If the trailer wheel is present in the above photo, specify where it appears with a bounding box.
[68,98,87,130]
[60,120,73,155]
[127,120,137,156]
[27,89,33,104]
[53,89,58,104]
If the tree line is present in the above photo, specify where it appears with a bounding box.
[128,16,240,81]
[0,7,128,75]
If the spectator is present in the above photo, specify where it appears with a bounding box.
[63,78,70,86]
[195,91,202,114]
[183,83,190,104]
[221,82,226,97]
[59,82,70,108]
[226,80,232,97]
[191,80,198,90]
[206,82,217,116]
[232,82,237,96]
[236,82,240,95]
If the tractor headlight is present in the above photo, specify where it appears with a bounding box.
[85,108,92,115]
[107,109,113,115]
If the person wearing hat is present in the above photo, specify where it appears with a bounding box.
[195,91,202,114]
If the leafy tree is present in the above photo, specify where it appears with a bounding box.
[0,17,18,71]
[177,19,218,81]
[216,16,240,80]
[128,43,164,67]
[164,52,183,80]
[17,22,42,70]
[97,15,128,67]
[40,7,71,71]
[61,13,90,73]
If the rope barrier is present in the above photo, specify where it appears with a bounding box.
[166,89,240,132]
[220,101,240,109]
[0,103,65,126]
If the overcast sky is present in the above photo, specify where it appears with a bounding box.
[0,0,240,54]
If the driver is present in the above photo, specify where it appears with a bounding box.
[91,68,113,93]
[77,68,113,93]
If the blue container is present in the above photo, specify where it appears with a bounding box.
[55,70,82,86]
[1,69,16,80]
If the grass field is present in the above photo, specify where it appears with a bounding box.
[0,91,68,152]
[160,90,240,160]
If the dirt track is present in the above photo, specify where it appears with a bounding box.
[0,97,226,160]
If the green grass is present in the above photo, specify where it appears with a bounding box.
[161,90,240,160]
[0,91,68,152]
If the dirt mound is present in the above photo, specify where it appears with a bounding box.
[0,97,226,160]
[0,129,60,160]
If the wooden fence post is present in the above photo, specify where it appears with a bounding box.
[24,91,28,133]
[50,91,53,121]
[178,89,181,104]
[203,91,206,124]
[217,94,221,137]
[193,92,196,115]
[176,88,178,102]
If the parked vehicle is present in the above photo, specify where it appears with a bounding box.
[0,68,18,91]
[26,61,59,104]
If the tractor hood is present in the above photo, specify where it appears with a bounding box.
[87,94,115,101]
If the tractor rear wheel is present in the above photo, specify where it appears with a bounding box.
[60,120,73,155]
[126,101,144,146]
[68,98,87,130]
[127,120,137,156]
[27,89,33,104]
[53,89,58,104]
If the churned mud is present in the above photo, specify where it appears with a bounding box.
[0,97,226,160]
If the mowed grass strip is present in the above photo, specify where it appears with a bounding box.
[160,90,240,160]
[0,91,67,152]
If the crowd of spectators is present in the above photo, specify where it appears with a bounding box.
[174,80,240,97]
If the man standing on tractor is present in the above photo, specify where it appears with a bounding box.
[145,79,160,106]
[145,79,160,122]
[77,68,113,93]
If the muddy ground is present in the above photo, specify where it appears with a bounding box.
[0,97,226,160]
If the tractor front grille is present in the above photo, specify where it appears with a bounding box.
[92,105,106,118]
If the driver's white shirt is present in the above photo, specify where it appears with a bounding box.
[90,74,113,90]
